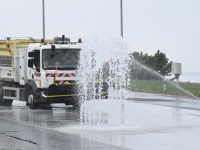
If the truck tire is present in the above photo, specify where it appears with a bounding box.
[73,97,81,108]
[27,88,40,109]
[65,97,80,108]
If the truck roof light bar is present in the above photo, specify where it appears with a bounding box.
[53,36,70,44]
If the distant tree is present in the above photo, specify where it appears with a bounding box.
[129,50,172,80]
[151,50,171,76]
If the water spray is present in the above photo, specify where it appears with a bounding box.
[78,34,131,126]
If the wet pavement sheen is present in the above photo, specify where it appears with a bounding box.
[0,92,200,149]
[0,103,126,150]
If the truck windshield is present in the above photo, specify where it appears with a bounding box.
[42,49,80,70]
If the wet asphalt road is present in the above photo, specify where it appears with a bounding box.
[129,91,200,110]
[0,118,120,150]
[0,92,200,149]
[0,104,126,150]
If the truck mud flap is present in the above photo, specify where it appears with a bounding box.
[47,84,78,98]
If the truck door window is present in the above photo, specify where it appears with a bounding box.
[33,50,40,72]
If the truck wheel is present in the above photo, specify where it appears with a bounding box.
[102,82,109,99]
[27,88,40,109]
[73,97,81,108]
[66,97,81,108]
[104,94,108,99]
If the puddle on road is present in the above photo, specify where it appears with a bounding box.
[1,100,200,149]
[53,100,200,150]
[0,102,80,128]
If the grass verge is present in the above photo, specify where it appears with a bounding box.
[129,79,200,98]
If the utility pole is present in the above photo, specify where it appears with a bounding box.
[120,0,124,125]
[120,0,123,38]
[42,0,45,39]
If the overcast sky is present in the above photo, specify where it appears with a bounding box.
[1,0,200,83]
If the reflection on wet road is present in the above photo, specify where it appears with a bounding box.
[0,103,80,128]
[0,92,200,149]
[55,100,200,150]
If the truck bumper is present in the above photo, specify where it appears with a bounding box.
[47,84,78,97]
[37,82,109,104]
[37,84,79,104]
[47,84,78,104]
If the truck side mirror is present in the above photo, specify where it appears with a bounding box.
[28,52,34,57]
[28,59,34,68]
[50,45,58,58]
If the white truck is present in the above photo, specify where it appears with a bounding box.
[0,36,85,109]
[0,36,109,109]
